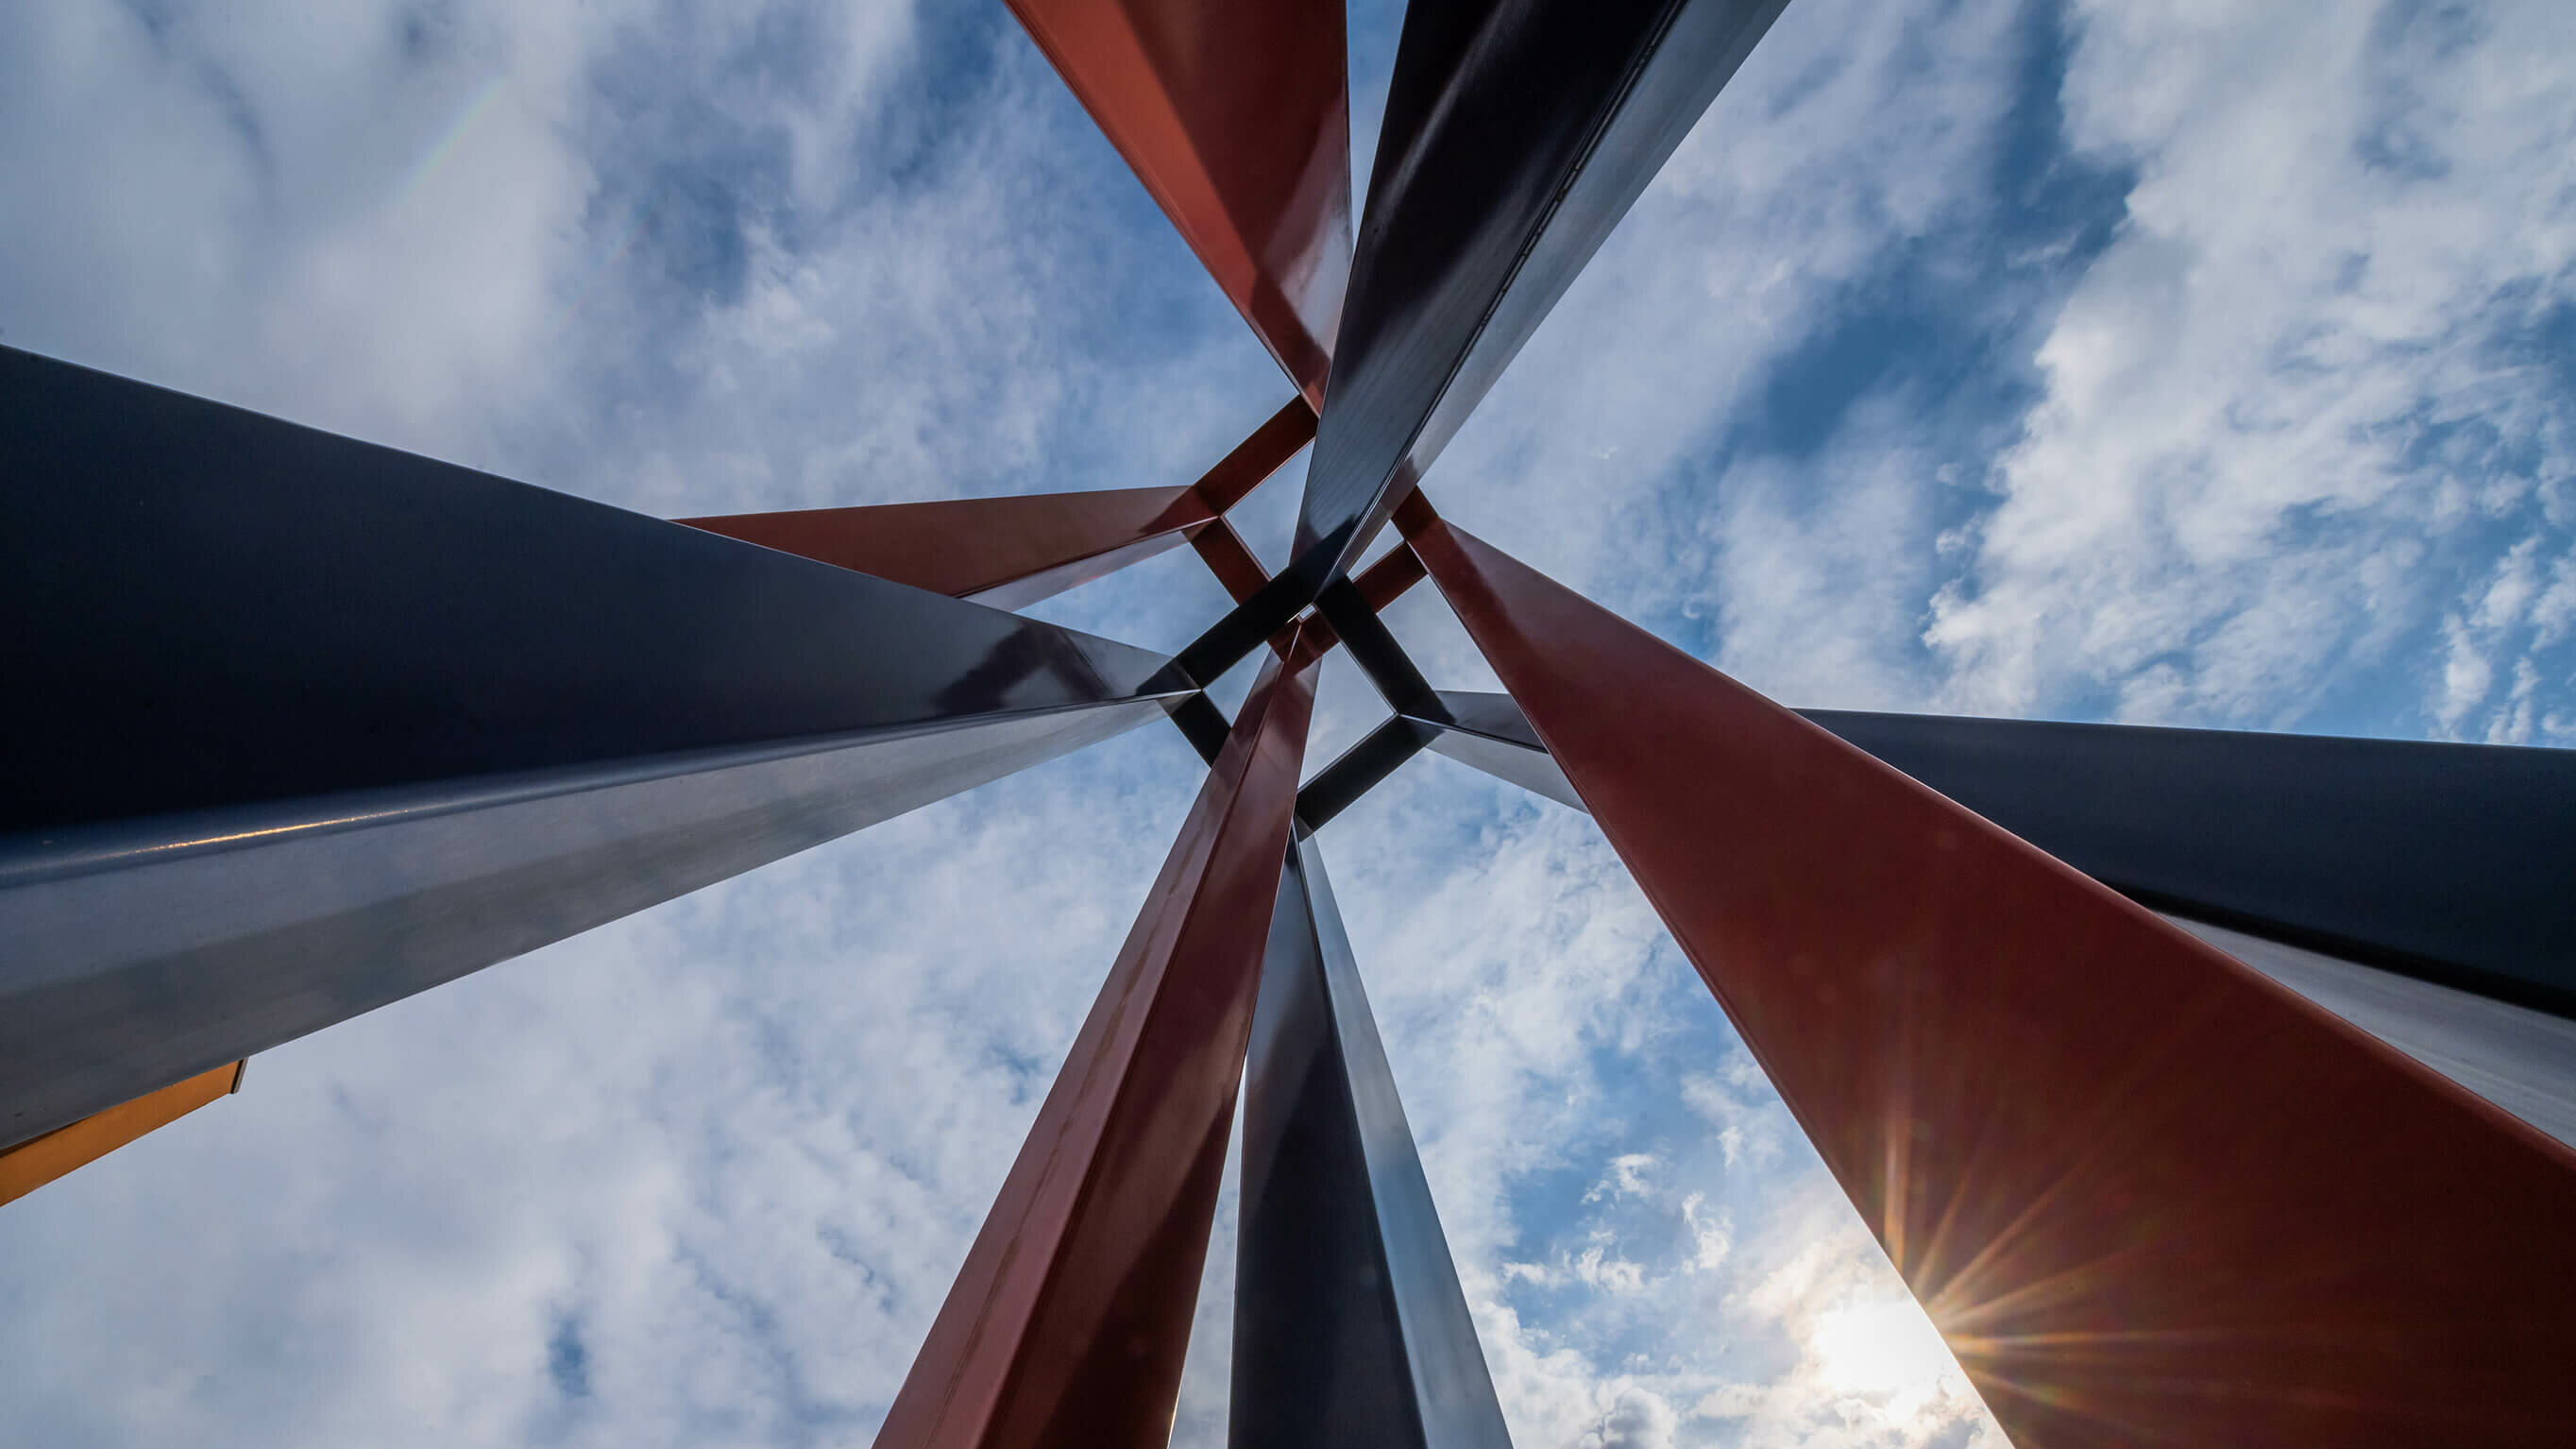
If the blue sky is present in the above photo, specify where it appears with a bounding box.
[4,1,2574,1446]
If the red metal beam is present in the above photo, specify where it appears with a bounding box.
[678,399,1312,610]
[1186,518,1273,607]
[1006,0,1350,409]
[873,633,1321,1449]
[1402,508,2576,1447]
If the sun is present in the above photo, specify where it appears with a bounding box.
[1809,1292,1966,1415]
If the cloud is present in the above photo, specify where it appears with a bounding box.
[7,1,2574,1447]
[1926,0,2576,736]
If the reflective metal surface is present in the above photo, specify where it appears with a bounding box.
[873,638,1320,1449]
[1232,838,1512,1449]
[1407,511,2576,1449]
[682,486,1212,611]
[1,346,1172,835]
[0,706,1164,1148]
[1,1059,243,1206]
[1289,0,1790,589]
[0,345,1186,1145]
[679,397,1310,611]
[1007,0,1350,408]
[1296,717,1432,834]
[2174,916,2576,1151]
[1415,692,1585,814]
[1804,708,2576,1017]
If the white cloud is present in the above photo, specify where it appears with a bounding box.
[1927,0,2576,736]
[8,1,2575,1447]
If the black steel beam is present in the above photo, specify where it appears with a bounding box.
[0,347,1186,1146]
[1296,717,1434,834]
[1409,691,1585,814]
[1317,580,1448,723]
[1802,709,2576,1020]
[1233,838,1512,1449]
[1168,692,1236,767]
[1287,0,1792,592]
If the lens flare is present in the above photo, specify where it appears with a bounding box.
[1811,1292,1964,1412]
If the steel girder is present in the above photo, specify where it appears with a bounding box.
[0,346,1186,1148]
[873,635,1322,1449]
[679,396,1314,610]
[1004,0,1351,410]
[11,0,2576,1443]
[1402,506,2576,1447]
[1162,0,1795,690]
[1232,837,1510,1449]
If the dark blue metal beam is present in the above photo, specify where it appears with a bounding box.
[1233,837,1511,1449]
[0,347,1187,1147]
[1801,709,2576,1020]
[1289,0,1791,588]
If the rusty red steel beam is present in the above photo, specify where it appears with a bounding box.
[1187,517,1273,608]
[1006,0,1350,409]
[873,631,1321,1449]
[1352,541,1425,613]
[677,398,1312,611]
[1400,505,2576,1447]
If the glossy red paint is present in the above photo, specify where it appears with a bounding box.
[1007,0,1350,409]
[678,398,1312,611]
[680,486,1208,610]
[873,634,1320,1449]
[1186,517,1273,607]
[1352,543,1424,613]
[1404,512,2576,1448]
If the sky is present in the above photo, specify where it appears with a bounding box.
[2,1,2573,1446]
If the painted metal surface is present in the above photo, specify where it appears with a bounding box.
[0,706,1165,1151]
[2171,917,2576,1151]
[1289,0,1790,590]
[873,636,1320,1449]
[1408,689,2576,1011]
[682,486,1212,611]
[1,347,1172,835]
[1232,838,1511,1449]
[1802,709,2576,1017]
[1406,513,2576,1448]
[1,1059,243,1207]
[0,346,1183,1146]
[1414,693,1585,814]
[1188,517,1277,608]
[1296,718,1432,834]
[680,396,1313,611]
[1007,0,1349,409]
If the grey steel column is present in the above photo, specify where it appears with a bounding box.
[0,347,1187,1147]
[1232,838,1511,1449]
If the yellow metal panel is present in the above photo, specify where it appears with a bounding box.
[0,1061,243,1206]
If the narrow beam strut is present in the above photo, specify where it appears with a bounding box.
[873,633,1323,1449]
[1232,838,1512,1448]
[679,397,1314,611]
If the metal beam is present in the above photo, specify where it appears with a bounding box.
[1405,511,2576,1448]
[1800,709,2576,1019]
[1408,692,1585,814]
[1383,686,2576,1013]
[1231,838,1511,1449]
[1,1059,244,1207]
[873,632,1322,1449]
[0,347,1184,1148]
[1288,0,1791,591]
[1296,717,1433,834]
[1006,0,1350,409]
[679,396,1313,611]
[2171,917,2576,1151]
